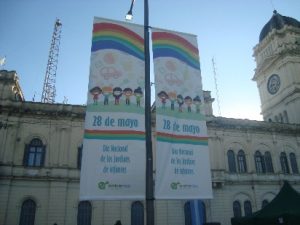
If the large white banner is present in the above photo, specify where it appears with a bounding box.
[152,29,212,199]
[80,18,145,200]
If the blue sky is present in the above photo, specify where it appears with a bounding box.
[1,0,299,120]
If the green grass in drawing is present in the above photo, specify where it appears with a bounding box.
[156,106,206,121]
[87,100,144,114]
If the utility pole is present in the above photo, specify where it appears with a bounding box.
[126,1,154,224]
[143,1,155,225]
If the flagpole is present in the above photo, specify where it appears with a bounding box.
[144,0,155,225]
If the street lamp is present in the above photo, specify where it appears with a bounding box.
[126,1,154,225]
[125,0,134,20]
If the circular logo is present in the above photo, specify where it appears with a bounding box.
[170,182,180,190]
[98,181,108,190]
[267,74,280,95]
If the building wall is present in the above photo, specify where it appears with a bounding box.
[1,96,300,225]
[208,118,300,224]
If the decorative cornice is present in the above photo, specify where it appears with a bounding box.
[207,116,300,134]
[253,45,300,80]
[0,100,85,119]
[2,99,300,133]
[254,25,300,53]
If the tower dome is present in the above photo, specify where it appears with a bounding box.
[259,10,300,42]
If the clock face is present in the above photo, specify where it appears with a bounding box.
[267,74,280,95]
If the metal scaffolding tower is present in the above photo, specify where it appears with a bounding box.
[212,57,222,116]
[41,19,62,103]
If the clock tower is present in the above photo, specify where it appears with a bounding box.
[253,10,300,124]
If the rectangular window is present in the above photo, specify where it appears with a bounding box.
[24,139,45,167]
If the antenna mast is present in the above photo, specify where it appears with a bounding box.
[212,57,222,116]
[41,19,62,103]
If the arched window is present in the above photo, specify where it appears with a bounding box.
[283,111,289,123]
[19,199,36,225]
[77,144,83,169]
[227,150,237,173]
[254,151,265,173]
[233,201,242,218]
[131,201,144,225]
[237,150,247,173]
[184,202,192,225]
[244,200,252,216]
[15,92,22,101]
[290,153,299,174]
[184,200,206,225]
[77,201,92,225]
[201,201,207,223]
[264,151,274,173]
[262,199,269,209]
[23,138,46,167]
[279,113,283,123]
[280,152,290,174]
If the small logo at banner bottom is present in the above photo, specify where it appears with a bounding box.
[170,182,198,190]
[98,181,109,189]
[98,181,131,190]
[170,182,181,190]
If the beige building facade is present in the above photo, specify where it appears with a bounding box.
[1,11,300,225]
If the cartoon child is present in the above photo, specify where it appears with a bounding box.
[123,87,133,105]
[177,94,184,112]
[102,86,113,105]
[113,87,122,105]
[89,86,102,105]
[168,91,177,111]
[134,87,143,107]
[193,96,202,113]
[157,91,169,109]
[184,96,193,112]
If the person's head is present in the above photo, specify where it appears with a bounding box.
[115,220,122,225]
